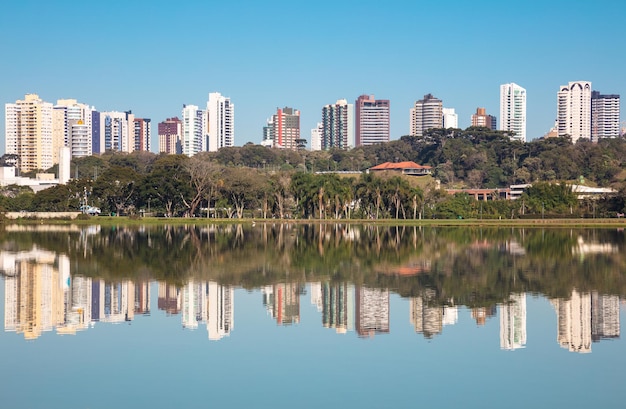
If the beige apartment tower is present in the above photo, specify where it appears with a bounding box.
[5,94,54,173]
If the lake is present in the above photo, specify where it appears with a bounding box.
[0,223,624,408]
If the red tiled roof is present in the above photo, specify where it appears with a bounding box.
[370,161,432,170]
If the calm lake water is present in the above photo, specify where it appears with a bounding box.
[0,223,625,408]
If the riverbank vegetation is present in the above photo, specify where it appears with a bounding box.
[2,127,625,219]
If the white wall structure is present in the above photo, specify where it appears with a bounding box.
[557,81,592,143]
[500,83,527,142]
[58,146,71,185]
[207,92,234,152]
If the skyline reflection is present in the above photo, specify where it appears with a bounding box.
[0,223,625,355]
[1,244,622,353]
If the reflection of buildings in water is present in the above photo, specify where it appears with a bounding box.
[262,283,301,325]
[158,282,180,315]
[207,282,234,340]
[180,281,207,330]
[91,280,141,323]
[471,306,497,326]
[409,290,457,339]
[504,240,526,256]
[4,252,64,339]
[321,282,354,334]
[134,281,151,316]
[552,290,620,353]
[591,292,620,341]
[180,281,235,339]
[572,236,618,256]
[310,282,323,312]
[552,290,592,353]
[499,293,527,351]
[355,287,389,337]
[2,248,152,339]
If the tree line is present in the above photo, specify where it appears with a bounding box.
[1,127,625,218]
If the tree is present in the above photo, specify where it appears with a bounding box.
[183,153,223,217]
[93,166,140,216]
[142,154,191,216]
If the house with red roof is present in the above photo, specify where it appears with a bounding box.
[368,161,432,176]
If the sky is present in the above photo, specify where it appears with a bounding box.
[1,0,624,153]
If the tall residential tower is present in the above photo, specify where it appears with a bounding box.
[557,81,591,143]
[355,95,390,146]
[207,92,234,152]
[410,94,443,136]
[500,83,526,142]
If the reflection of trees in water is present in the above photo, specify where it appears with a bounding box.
[1,224,626,308]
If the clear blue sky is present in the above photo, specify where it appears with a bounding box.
[1,0,624,153]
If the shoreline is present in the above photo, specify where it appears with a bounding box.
[3,216,626,228]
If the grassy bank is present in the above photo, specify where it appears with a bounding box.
[4,215,626,228]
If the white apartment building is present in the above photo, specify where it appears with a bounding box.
[442,107,458,129]
[500,83,526,142]
[182,104,205,157]
[207,92,234,152]
[310,122,323,151]
[98,111,134,153]
[5,94,54,173]
[557,81,591,143]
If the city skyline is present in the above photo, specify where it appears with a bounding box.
[1,1,624,154]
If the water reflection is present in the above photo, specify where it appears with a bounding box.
[0,223,624,354]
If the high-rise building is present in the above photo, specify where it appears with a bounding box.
[181,104,205,157]
[442,107,458,129]
[500,293,527,350]
[557,81,591,143]
[410,94,443,137]
[500,83,526,142]
[355,95,390,146]
[206,92,234,152]
[70,120,91,158]
[53,99,95,161]
[133,118,151,152]
[266,107,302,150]
[158,117,182,154]
[591,91,620,141]
[5,94,54,173]
[409,94,443,136]
[321,99,354,149]
[310,122,323,151]
[98,111,134,153]
[471,107,497,130]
